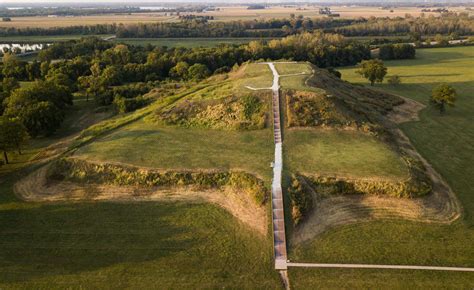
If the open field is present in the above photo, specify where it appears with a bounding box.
[185,5,470,21]
[285,129,408,181]
[0,14,175,28]
[1,5,470,29]
[0,178,280,288]
[288,46,474,287]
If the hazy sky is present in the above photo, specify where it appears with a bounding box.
[2,0,472,4]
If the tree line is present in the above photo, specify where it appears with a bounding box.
[1,14,472,38]
[0,17,358,37]
[331,13,473,37]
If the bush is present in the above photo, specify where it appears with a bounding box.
[387,75,401,85]
[288,174,314,225]
[379,44,416,60]
[305,155,431,199]
[48,158,268,205]
[113,95,150,113]
[327,67,341,79]
[157,93,268,130]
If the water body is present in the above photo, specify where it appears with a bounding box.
[139,6,167,10]
[0,43,50,54]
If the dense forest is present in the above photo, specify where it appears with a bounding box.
[0,32,372,138]
[2,13,472,38]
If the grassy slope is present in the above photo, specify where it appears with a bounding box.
[289,46,474,288]
[276,61,408,181]
[0,99,100,175]
[183,63,273,102]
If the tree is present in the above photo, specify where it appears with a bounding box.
[169,61,190,79]
[434,34,449,46]
[0,117,29,164]
[387,75,401,85]
[187,63,210,80]
[2,52,24,78]
[1,77,19,97]
[78,62,106,103]
[357,59,387,86]
[430,84,456,114]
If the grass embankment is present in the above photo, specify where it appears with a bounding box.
[289,46,474,288]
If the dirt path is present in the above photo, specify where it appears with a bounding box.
[14,164,267,235]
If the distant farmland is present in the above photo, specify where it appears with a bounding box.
[0,5,470,29]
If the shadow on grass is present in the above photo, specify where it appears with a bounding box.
[0,200,196,283]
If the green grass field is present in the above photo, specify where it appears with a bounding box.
[75,120,274,181]
[0,179,280,288]
[289,46,474,288]
[285,129,408,180]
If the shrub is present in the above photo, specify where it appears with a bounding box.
[304,154,431,198]
[47,158,268,205]
[157,94,268,130]
[288,174,314,225]
[327,67,341,79]
[113,95,150,113]
[387,75,401,85]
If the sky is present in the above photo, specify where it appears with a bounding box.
[1,0,473,4]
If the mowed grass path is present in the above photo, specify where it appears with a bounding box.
[285,129,408,180]
[289,46,474,288]
[275,62,318,92]
[76,120,274,181]
[0,180,280,288]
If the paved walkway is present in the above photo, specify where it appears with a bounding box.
[266,63,288,270]
[287,262,474,272]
